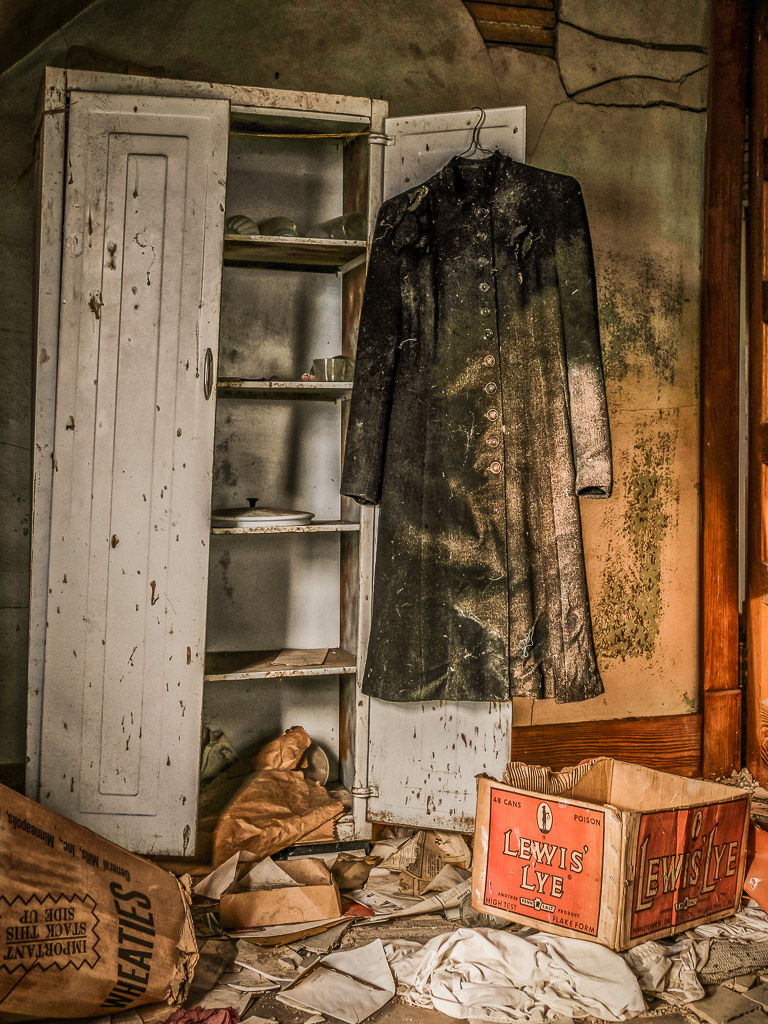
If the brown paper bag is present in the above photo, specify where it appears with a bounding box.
[211,769,343,866]
[0,784,197,1021]
[250,726,311,772]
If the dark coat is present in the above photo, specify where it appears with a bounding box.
[341,151,612,704]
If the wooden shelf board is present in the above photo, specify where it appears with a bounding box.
[218,379,352,399]
[223,233,366,270]
[211,520,360,535]
[205,647,356,681]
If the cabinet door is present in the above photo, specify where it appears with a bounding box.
[35,91,229,854]
[365,108,525,831]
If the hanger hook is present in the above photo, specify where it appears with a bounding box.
[471,107,486,149]
[458,107,493,159]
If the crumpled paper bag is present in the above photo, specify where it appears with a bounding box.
[211,768,343,866]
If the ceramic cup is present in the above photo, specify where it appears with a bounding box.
[311,355,355,381]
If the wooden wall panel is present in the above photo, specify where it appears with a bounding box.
[748,1,768,786]
[701,0,748,777]
[512,714,703,777]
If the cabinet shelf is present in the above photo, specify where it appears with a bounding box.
[223,233,366,272]
[205,647,356,681]
[217,379,353,400]
[211,520,360,535]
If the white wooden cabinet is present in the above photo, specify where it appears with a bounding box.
[28,67,525,854]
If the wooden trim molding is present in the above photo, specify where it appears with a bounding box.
[747,1,768,785]
[700,0,749,777]
[511,714,702,778]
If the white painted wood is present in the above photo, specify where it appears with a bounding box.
[351,99,387,838]
[365,107,526,833]
[27,68,68,800]
[37,90,229,854]
[64,69,375,122]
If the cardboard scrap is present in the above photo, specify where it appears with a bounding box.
[392,830,472,897]
[220,859,342,930]
[228,916,349,946]
[240,856,300,891]
[277,940,395,1024]
[746,823,768,913]
[357,877,472,922]
[270,649,329,668]
[194,853,243,900]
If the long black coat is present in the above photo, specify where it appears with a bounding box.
[341,151,612,704]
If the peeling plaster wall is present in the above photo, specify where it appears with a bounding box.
[496,1,707,726]
[0,0,707,763]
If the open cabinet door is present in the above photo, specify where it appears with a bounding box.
[29,90,229,854]
[363,108,526,830]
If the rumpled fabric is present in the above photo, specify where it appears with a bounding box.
[624,901,768,1004]
[384,927,645,1022]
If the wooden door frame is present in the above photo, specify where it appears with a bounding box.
[748,0,768,786]
[515,0,749,779]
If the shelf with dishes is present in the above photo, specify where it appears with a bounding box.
[211,520,360,535]
[204,647,357,682]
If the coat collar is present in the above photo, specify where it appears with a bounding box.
[435,149,520,201]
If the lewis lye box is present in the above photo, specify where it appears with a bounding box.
[472,758,750,951]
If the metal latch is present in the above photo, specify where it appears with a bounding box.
[369,133,395,147]
[351,785,379,798]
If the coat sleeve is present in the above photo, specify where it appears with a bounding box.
[555,178,613,498]
[340,202,402,505]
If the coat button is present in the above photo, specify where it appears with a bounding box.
[483,330,494,342]
[484,382,498,394]
[478,256,490,267]
[478,208,490,217]
[480,306,492,317]
[476,231,488,242]
[479,282,490,293]
[487,408,499,421]
[483,354,496,367]
[487,435,500,448]
[489,461,502,474]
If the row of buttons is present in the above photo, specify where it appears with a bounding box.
[476,211,501,476]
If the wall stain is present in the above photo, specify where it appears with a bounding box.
[598,255,684,394]
[218,548,234,602]
[592,411,679,660]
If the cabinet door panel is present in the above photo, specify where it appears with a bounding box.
[37,91,229,854]
[366,108,525,832]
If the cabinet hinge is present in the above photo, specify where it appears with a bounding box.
[369,133,395,147]
[351,785,379,798]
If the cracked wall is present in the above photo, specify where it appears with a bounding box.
[0,0,706,763]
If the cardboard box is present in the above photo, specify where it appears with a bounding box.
[472,758,750,951]
[219,858,342,929]
[744,821,768,912]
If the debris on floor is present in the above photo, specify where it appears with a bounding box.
[12,746,768,1024]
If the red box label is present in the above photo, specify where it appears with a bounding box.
[483,786,605,936]
[630,799,748,939]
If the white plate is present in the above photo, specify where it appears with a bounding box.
[212,507,315,528]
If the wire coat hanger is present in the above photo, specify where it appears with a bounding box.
[458,107,494,160]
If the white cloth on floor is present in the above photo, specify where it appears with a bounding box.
[383,927,646,1022]
[624,901,768,1005]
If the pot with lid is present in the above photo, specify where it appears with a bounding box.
[211,497,315,528]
